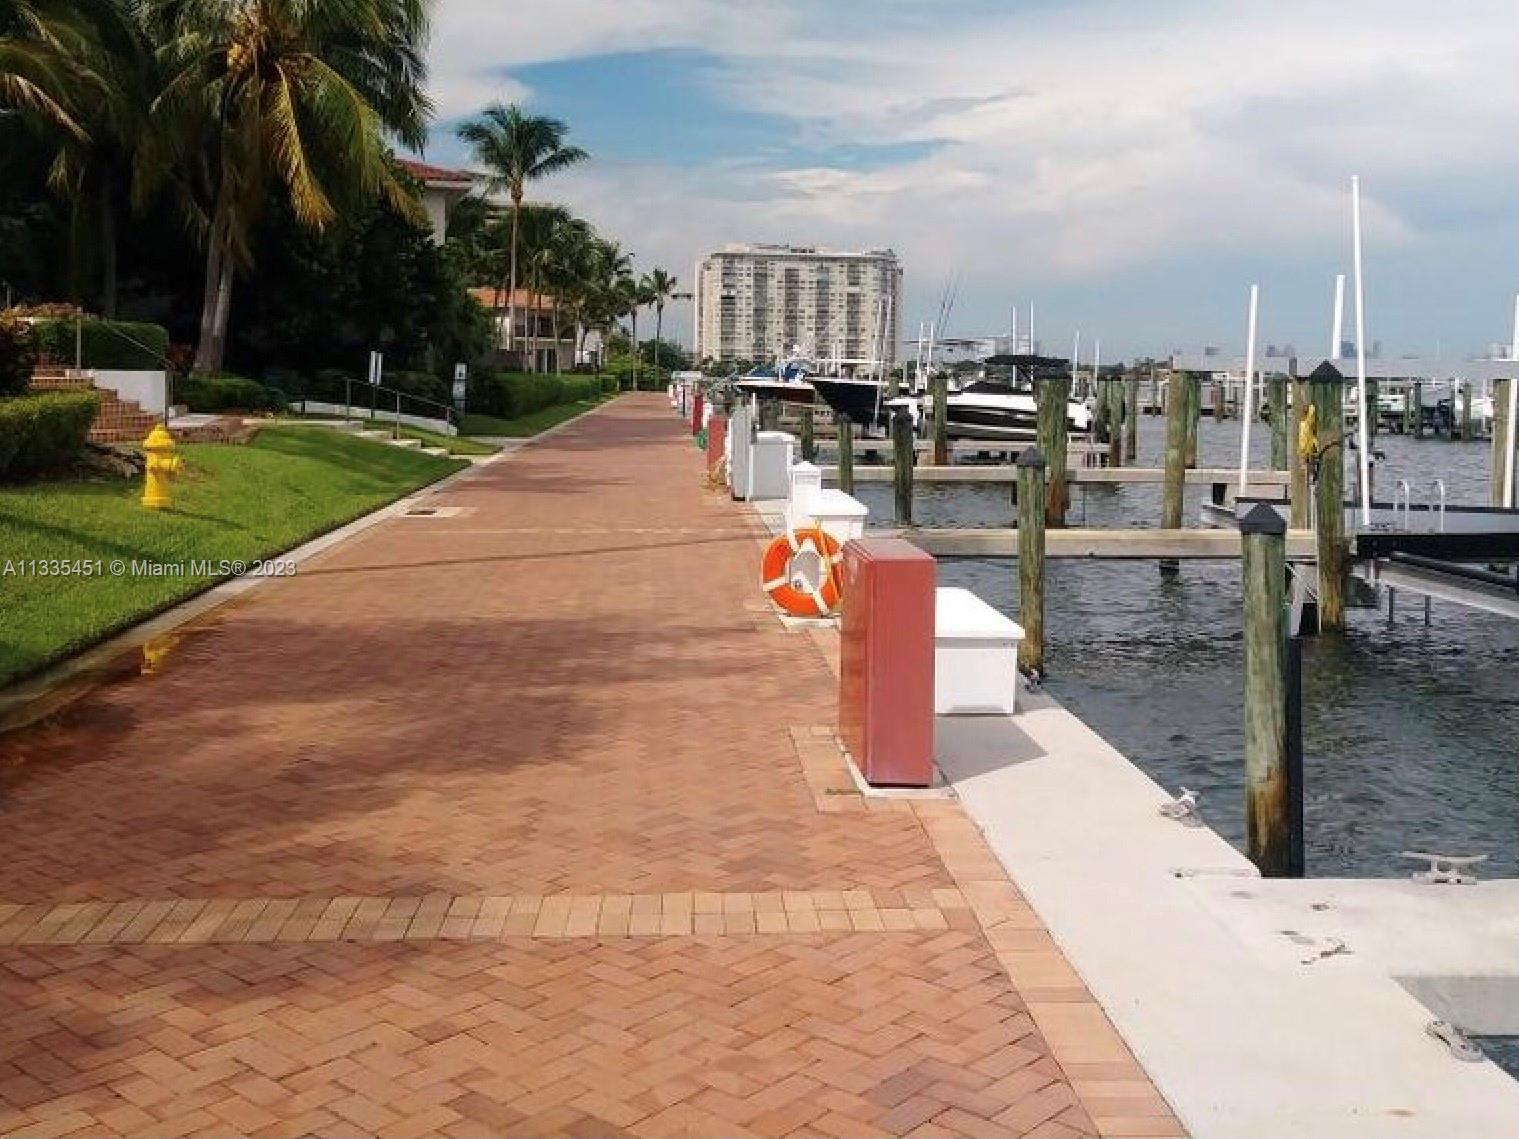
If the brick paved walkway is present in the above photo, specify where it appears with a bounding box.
[0,396,1181,1137]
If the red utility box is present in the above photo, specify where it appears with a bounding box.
[706,414,726,475]
[691,391,705,435]
[838,538,936,787]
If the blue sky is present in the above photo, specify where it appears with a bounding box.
[423,0,1519,358]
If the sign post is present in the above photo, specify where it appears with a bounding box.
[367,350,382,420]
[452,362,468,418]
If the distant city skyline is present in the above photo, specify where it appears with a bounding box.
[424,0,1519,360]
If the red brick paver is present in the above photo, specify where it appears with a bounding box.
[0,396,1181,1137]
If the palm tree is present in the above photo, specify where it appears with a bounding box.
[644,267,690,377]
[0,0,102,136]
[622,274,657,391]
[138,0,433,374]
[516,202,570,370]
[456,103,586,365]
[0,0,149,315]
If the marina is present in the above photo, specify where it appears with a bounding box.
[693,361,1519,1113]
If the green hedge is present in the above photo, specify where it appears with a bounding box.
[466,372,606,419]
[0,314,38,396]
[176,375,288,413]
[0,391,99,480]
[31,319,170,371]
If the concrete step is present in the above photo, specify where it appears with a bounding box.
[388,438,423,450]
[420,446,450,457]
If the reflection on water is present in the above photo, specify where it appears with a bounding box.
[857,417,1519,878]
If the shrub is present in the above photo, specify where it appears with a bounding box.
[31,318,170,370]
[462,371,610,419]
[176,375,287,413]
[0,391,99,480]
[0,313,38,396]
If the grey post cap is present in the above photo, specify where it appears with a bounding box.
[1238,501,1287,535]
[1017,446,1047,470]
[1307,361,1346,384]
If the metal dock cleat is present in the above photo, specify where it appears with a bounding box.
[1400,851,1487,885]
[1424,1020,1485,1063]
[1158,787,1201,824]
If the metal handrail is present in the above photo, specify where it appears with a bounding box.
[1394,479,1412,530]
[338,377,457,440]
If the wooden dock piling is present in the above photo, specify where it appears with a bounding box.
[1459,380,1473,442]
[1107,381,1126,466]
[1309,363,1347,631]
[1289,375,1310,528]
[1409,381,1422,438]
[892,406,914,527]
[836,414,855,496]
[1184,372,1201,468]
[1160,373,1191,576]
[1124,376,1139,463]
[1240,502,1297,876]
[1036,376,1071,527]
[799,405,816,462]
[758,398,780,432]
[932,372,948,466]
[1017,448,1047,677]
[1269,377,1288,470]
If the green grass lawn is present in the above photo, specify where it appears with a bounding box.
[459,393,617,438]
[0,426,465,687]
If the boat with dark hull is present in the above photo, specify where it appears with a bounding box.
[734,360,818,407]
[807,376,911,433]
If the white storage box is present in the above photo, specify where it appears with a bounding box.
[934,587,1024,715]
[800,490,868,545]
[748,430,795,500]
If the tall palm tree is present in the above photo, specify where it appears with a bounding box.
[0,0,102,136]
[623,273,657,391]
[516,202,570,370]
[644,267,689,376]
[456,103,586,363]
[138,0,433,374]
[0,0,148,314]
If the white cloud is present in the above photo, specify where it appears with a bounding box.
[426,0,1519,353]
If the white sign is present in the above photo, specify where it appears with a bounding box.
[367,350,383,386]
[452,379,467,409]
[453,362,468,382]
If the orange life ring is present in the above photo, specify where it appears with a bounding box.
[760,527,844,617]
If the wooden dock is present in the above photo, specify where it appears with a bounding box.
[825,465,1290,488]
[875,526,1318,559]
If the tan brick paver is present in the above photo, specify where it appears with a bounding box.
[0,396,1180,1137]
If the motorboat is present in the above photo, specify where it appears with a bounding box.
[733,358,817,406]
[807,375,914,433]
[942,355,1091,440]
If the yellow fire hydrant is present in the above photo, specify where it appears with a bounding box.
[141,424,183,509]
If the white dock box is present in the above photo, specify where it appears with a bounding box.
[934,587,1024,715]
[748,430,795,500]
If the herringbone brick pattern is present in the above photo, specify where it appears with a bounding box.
[0,396,1181,1136]
[0,934,1093,1138]
[1,405,944,904]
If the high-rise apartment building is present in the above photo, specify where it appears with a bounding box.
[693,244,902,371]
